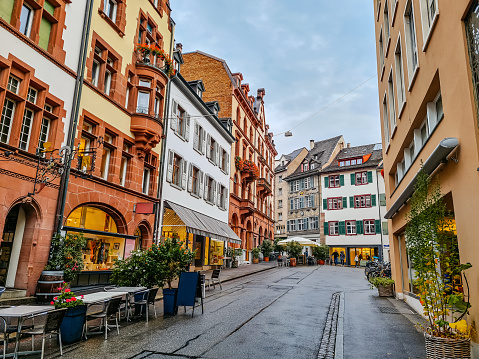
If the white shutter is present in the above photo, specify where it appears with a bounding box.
[206,134,211,159]
[187,163,193,192]
[199,171,204,198]
[203,174,209,200]
[217,182,221,206]
[185,114,190,141]
[170,100,178,131]
[212,179,217,204]
[181,158,187,189]
[225,152,230,174]
[193,122,199,150]
[214,142,219,166]
[201,128,206,154]
[166,150,173,182]
[224,189,228,209]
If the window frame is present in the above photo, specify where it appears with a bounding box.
[364,219,376,235]
[355,171,368,186]
[346,220,357,235]
[329,221,339,236]
[354,195,372,208]
[327,197,343,210]
[19,108,34,151]
[329,175,340,188]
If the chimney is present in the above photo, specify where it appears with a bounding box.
[176,43,183,53]
[310,140,315,150]
[257,88,265,100]
[347,143,350,148]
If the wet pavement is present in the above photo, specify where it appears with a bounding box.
[14,263,426,359]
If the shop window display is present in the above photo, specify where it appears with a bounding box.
[209,240,224,266]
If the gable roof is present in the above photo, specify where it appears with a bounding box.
[275,147,307,173]
[320,144,383,174]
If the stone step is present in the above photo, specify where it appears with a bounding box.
[1,288,27,300]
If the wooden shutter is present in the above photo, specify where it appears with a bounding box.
[339,221,346,235]
[324,176,329,188]
[304,218,309,230]
[203,174,209,200]
[350,173,355,185]
[342,197,347,208]
[349,196,354,208]
[287,221,290,232]
[375,220,381,234]
[323,198,328,210]
[290,182,294,192]
[380,193,386,206]
[193,122,199,150]
[199,171,204,198]
[0,0,15,22]
[206,134,211,159]
[184,114,191,141]
[224,188,228,209]
[181,158,187,189]
[217,182,221,206]
[201,128,206,154]
[311,194,315,207]
[300,179,304,190]
[170,101,178,130]
[371,194,377,206]
[290,198,294,210]
[187,163,193,192]
[225,152,229,174]
[324,222,329,235]
[214,141,219,165]
[367,171,373,183]
[212,179,217,203]
[356,220,363,234]
[166,150,173,182]
[311,176,314,187]
[39,18,52,50]
[339,175,344,186]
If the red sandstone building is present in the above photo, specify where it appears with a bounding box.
[181,51,277,261]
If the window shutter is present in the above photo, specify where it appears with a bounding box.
[166,150,173,182]
[224,190,228,209]
[323,199,327,210]
[311,176,314,187]
[39,18,52,50]
[199,171,204,198]
[201,128,206,154]
[287,221,290,232]
[339,221,346,235]
[193,122,199,150]
[367,171,373,183]
[295,219,298,231]
[342,197,347,208]
[371,194,377,206]
[206,134,211,159]
[217,182,221,206]
[300,179,304,190]
[299,197,304,209]
[380,193,386,206]
[311,195,315,207]
[382,222,388,235]
[339,175,344,186]
[185,114,190,141]
[350,173,355,185]
[170,101,178,130]
[181,159,188,189]
[324,176,329,188]
[290,182,294,192]
[349,196,354,208]
[304,218,309,230]
[212,180,217,203]
[375,220,381,234]
[225,152,229,174]
[203,175,208,200]
[356,220,363,234]
[290,198,294,210]
[215,141,219,165]
[324,222,329,235]
[187,163,193,192]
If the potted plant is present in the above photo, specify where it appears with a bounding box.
[226,247,243,268]
[51,283,86,344]
[251,247,260,264]
[369,277,395,297]
[312,245,329,265]
[406,168,474,358]
[260,239,273,262]
[285,241,302,267]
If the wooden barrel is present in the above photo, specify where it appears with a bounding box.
[35,270,64,303]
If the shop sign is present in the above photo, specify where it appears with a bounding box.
[135,202,155,214]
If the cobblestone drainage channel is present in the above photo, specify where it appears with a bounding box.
[317,292,341,359]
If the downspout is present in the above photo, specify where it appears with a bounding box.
[376,169,384,261]
[53,0,94,234]
[153,18,176,244]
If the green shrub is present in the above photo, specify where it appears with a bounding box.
[260,239,273,258]
[369,277,395,288]
[285,241,302,259]
[45,233,86,283]
[251,247,261,259]
[312,245,329,260]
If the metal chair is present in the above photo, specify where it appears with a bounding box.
[0,288,5,298]
[85,297,122,339]
[129,290,150,322]
[205,269,222,290]
[277,258,283,267]
[0,315,18,359]
[21,308,67,359]
[147,288,159,319]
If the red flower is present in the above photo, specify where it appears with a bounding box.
[65,299,71,303]
[53,297,58,300]
[81,295,84,299]
[72,297,77,301]
[50,301,54,305]
[64,288,71,293]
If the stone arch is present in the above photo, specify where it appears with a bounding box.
[65,202,128,235]
[231,213,239,236]
[258,226,263,247]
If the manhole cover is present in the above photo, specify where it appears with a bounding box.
[379,306,401,314]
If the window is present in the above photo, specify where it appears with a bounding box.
[104,71,112,95]
[384,0,390,41]
[90,41,118,97]
[217,183,227,209]
[119,156,128,186]
[329,222,339,236]
[27,88,37,104]
[206,135,218,164]
[303,163,309,171]
[0,99,15,144]
[220,147,229,173]
[329,175,340,188]
[310,217,318,230]
[167,150,187,190]
[142,168,151,194]
[136,92,150,114]
[279,175,283,183]
[278,188,283,196]
[355,171,369,185]
[298,218,308,231]
[278,213,283,221]
[355,195,372,208]
[38,118,50,152]
[379,30,385,71]
[364,220,376,235]
[346,221,356,235]
[328,197,343,210]
[104,0,117,22]
[7,76,20,94]
[304,177,311,189]
[288,220,297,232]
[382,93,390,145]
[100,148,111,180]
[19,108,34,151]
[395,37,406,111]
[205,175,216,203]
[188,165,203,197]
[19,4,33,37]
[278,199,283,208]
[388,71,397,131]
[404,2,419,82]
[171,101,190,141]
[172,154,181,187]
[44,104,53,113]
[92,61,100,87]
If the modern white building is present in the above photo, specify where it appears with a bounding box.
[160,50,240,269]
[321,144,389,265]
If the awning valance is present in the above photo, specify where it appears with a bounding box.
[164,201,241,244]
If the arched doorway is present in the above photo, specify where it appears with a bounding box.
[258,226,263,247]
[245,221,252,260]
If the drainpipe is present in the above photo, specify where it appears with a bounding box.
[376,169,384,261]
[53,0,94,235]
[153,18,176,244]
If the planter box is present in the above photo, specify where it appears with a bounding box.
[252,258,259,264]
[163,288,178,317]
[377,284,394,297]
[60,305,87,344]
[425,333,471,359]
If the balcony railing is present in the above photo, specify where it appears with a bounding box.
[257,177,272,194]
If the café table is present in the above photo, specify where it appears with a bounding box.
[104,287,147,320]
[0,305,54,358]
[82,292,127,338]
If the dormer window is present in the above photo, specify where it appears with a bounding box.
[338,157,363,167]
[303,163,309,171]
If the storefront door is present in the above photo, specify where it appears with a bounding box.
[194,235,204,267]
[0,205,25,287]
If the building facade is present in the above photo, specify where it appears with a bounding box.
[321,144,387,264]
[274,148,308,240]
[373,1,479,349]
[0,0,87,294]
[160,48,239,270]
[181,51,277,262]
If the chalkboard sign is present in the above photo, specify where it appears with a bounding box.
[177,272,200,309]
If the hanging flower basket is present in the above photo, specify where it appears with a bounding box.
[424,333,471,359]
[235,156,244,171]
[136,43,175,76]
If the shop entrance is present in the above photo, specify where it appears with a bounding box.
[194,235,204,267]
[0,205,25,287]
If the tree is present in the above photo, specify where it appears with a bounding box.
[285,241,302,259]
[312,245,329,261]
[45,233,86,283]
[260,239,273,258]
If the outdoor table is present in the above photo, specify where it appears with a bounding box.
[82,291,128,304]
[0,305,54,358]
[104,287,147,320]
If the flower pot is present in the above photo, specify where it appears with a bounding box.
[290,258,297,267]
[424,333,471,359]
[36,270,64,303]
[264,257,269,262]
[252,258,259,264]
[162,288,178,317]
[60,305,87,344]
[377,284,394,297]
[319,260,325,265]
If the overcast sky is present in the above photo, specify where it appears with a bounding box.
[171,0,381,157]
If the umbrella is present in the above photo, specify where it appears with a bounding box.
[277,237,319,246]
